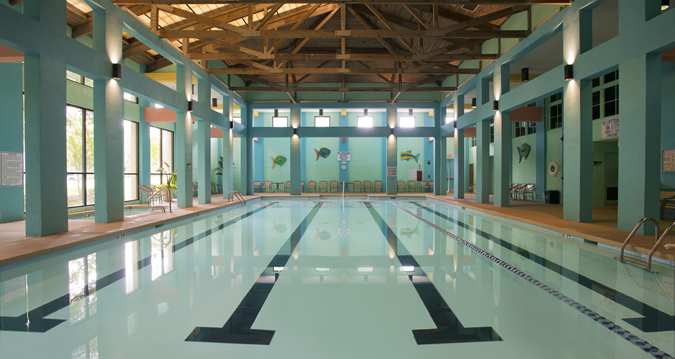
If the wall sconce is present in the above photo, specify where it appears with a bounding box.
[390,128,395,136]
[229,120,234,129]
[521,67,530,81]
[293,128,298,136]
[493,100,499,111]
[112,63,122,80]
[187,100,194,112]
[471,98,477,108]
[662,0,670,11]
[453,121,457,129]
[564,64,574,80]
[212,98,218,107]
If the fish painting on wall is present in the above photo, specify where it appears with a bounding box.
[517,143,531,163]
[400,150,420,163]
[271,155,287,169]
[314,147,332,160]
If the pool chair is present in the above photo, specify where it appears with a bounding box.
[307,180,317,193]
[363,180,373,193]
[524,184,536,201]
[300,181,305,192]
[374,180,383,192]
[263,180,272,193]
[397,180,407,193]
[353,180,363,192]
[284,181,292,192]
[346,181,354,192]
[252,181,262,193]
[330,180,339,193]
[319,180,328,193]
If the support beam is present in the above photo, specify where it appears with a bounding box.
[475,119,491,204]
[493,111,512,207]
[209,67,479,75]
[175,63,193,208]
[290,105,301,195]
[386,104,398,195]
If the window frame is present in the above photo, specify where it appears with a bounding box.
[590,69,619,121]
[123,120,140,202]
[149,126,175,186]
[66,104,95,208]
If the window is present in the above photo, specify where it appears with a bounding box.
[123,92,139,104]
[66,105,95,207]
[314,116,330,127]
[272,116,288,128]
[357,115,373,128]
[66,70,93,88]
[549,92,563,129]
[591,70,619,120]
[514,121,535,137]
[123,121,139,201]
[149,126,174,186]
[490,123,494,143]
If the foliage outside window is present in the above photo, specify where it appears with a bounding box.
[123,120,139,201]
[149,126,174,186]
[66,105,94,207]
[66,70,93,87]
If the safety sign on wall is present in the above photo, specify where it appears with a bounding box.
[0,152,23,186]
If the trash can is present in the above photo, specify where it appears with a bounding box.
[545,190,560,204]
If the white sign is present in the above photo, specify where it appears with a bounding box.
[601,117,619,139]
[337,151,351,162]
[0,152,23,186]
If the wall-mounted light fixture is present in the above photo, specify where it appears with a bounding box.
[187,100,194,112]
[493,100,499,111]
[112,63,122,80]
[662,0,670,11]
[229,120,234,129]
[471,98,477,108]
[521,67,530,82]
[390,128,395,136]
[212,98,218,107]
[564,64,574,80]
[293,128,298,136]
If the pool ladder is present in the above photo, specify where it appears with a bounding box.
[228,191,246,206]
[619,217,675,272]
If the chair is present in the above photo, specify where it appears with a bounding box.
[524,184,536,201]
[353,180,363,192]
[397,180,407,193]
[307,180,317,193]
[330,180,339,193]
[300,181,305,192]
[263,180,272,193]
[346,181,354,192]
[363,180,373,193]
[424,181,433,193]
[374,180,383,193]
[319,180,328,193]
[661,191,675,220]
[253,181,262,193]
[284,181,292,192]
[408,180,418,193]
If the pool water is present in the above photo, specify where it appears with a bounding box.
[0,199,673,358]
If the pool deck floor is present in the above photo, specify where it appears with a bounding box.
[0,193,672,267]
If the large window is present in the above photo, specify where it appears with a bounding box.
[549,92,563,129]
[591,69,619,120]
[123,121,139,201]
[66,105,94,207]
[149,126,174,186]
[66,70,94,87]
[514,121,536,138]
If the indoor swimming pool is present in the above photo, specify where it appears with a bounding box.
[0,198,673,359]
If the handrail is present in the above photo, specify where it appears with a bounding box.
[619,217,660,263]
[646,221,675,272]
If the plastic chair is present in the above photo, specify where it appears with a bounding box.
[319,180,328,193]
[397,180,407,193]
[284,181,292,192]
[374,180,383,193]
[307,180,317,193]
[363,180,373,193]
[330,180,339,193]
[353,180,363,192]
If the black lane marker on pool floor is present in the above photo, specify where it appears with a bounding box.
[410,201,675,333]
[0,202,277,333]
[399,203,673,359]
[363,202,502,345]
[185,201,324,345]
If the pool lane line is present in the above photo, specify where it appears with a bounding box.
[396,203,673,359]
[0,202,278,334]
[409,201,675,334]
[363,202,502,345]
[185,201,324,345]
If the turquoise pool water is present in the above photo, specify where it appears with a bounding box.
[1,199,673,358]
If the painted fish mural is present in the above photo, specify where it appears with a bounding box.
[314,147,332,160]
[400,150,420,163]
[517,143,531,163]
[271,155,287,169]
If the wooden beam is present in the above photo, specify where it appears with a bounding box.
[230,86,456,92]
[114,1,572,4]
[190,51,498,62]
[209,67,479,75]
[160,29,531,40]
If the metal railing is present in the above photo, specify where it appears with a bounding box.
[227,191,246,206]
[619,217,674,272]
[645,221,675,271]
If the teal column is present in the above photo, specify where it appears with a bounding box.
[242,104,252,195]
[562,78,593,222]
[290,105,301,195]
[535,101,547,202]
[452,129,465,199]
[139,100,150,193]
[93,8,124,223]
[386,104,397,194]
[175,63,193,208]
[464,138,471,193]
[24,0,68,236]
[195,77,211,204]
[494,111,512,207]
[433,104,447,195]
[476,119,491,203]
[617,53,662,232]
[195,119,211,204]
[221,122,232,197]
[0,63,24,222]
[339,112,349,182]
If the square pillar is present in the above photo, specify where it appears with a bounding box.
[476,119,491,203]
[139,100,151,194]
[290,105,301,195]
[24,0,68,236]
[617,53,661,232]
[452,128,465,199]
[433,104,447,195]
[175,63,193,208]
[93,8,124,223]
[386,104,397,195]
[493,111,512,207]
[242,103,252,195]
[221,121,233,197]
[0,63,24,222]
[195,119,211,204]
